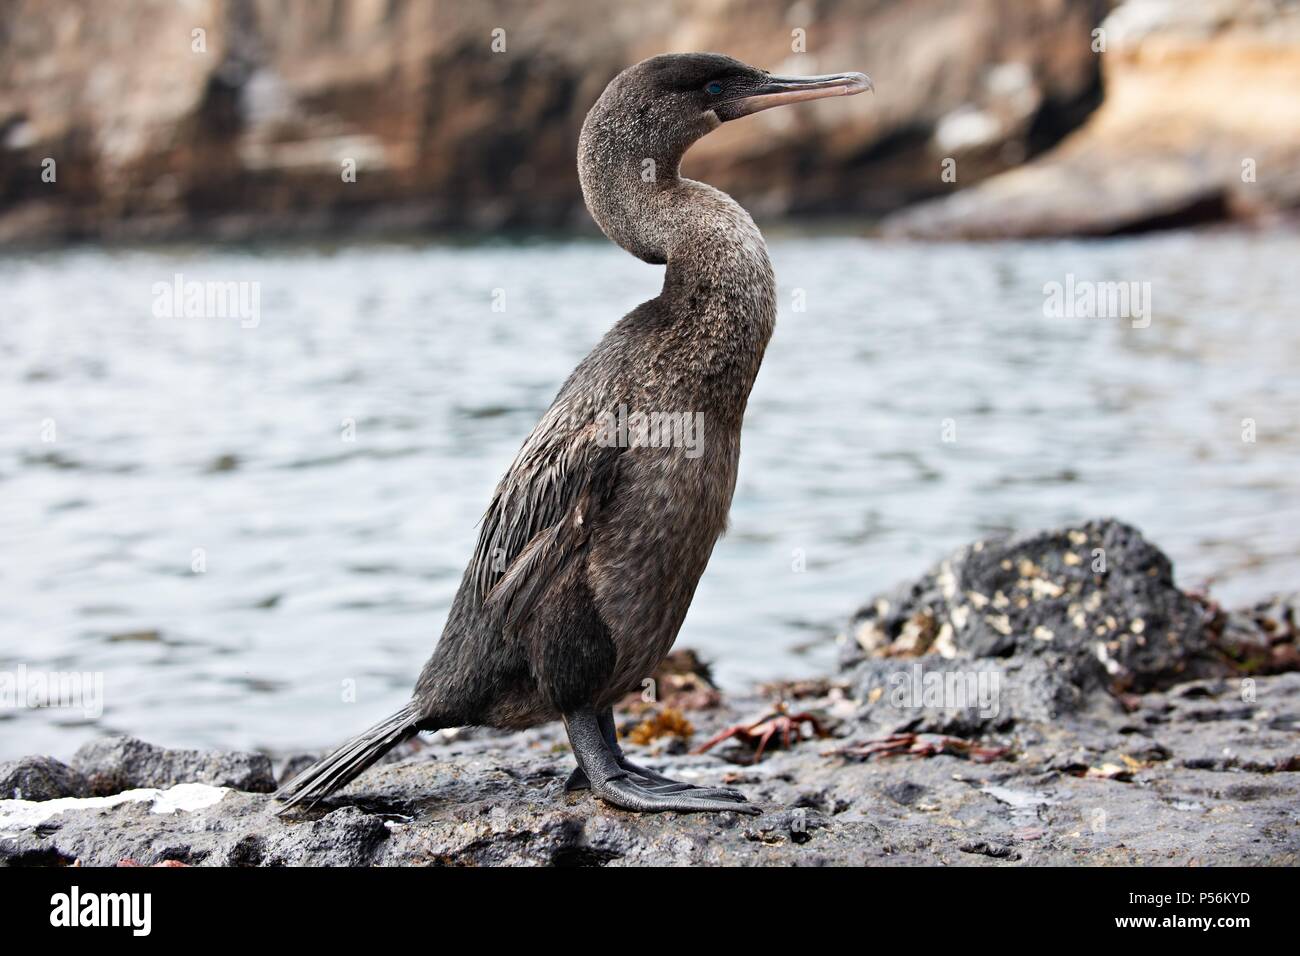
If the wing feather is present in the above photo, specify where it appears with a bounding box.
[470,397,624,630]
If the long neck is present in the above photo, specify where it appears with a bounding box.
[579,127,777,401]
[657,177,776,349]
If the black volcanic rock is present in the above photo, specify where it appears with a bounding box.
[0,756,87,801]
[72,736,276,795]
[839,519,1224,731]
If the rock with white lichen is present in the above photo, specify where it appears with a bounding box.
[840,518,1222,711]
[835,518,1260,733]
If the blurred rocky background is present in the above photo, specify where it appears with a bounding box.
[2,0,1296,246]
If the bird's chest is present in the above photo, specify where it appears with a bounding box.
[595,432,739,587]
[587,432,741,692]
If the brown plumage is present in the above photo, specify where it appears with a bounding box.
[277,53,869,814]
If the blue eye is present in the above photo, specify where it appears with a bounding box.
[705,81,723,95]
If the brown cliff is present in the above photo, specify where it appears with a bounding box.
[885,0,1300,238]
[0,0,1107,244]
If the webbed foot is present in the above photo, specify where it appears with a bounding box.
[591,772,759,814]
[563,707,758,815]
[565,764,747,802]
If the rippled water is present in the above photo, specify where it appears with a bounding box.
[3,229,1298,758]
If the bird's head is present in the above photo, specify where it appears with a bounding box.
[581,52,870,165]
[579,52,870,261]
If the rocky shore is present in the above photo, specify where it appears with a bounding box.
[2,519,1297,866]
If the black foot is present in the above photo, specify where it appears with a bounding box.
[619,757,748,799]
[592,772,760,814]
[565,764,748,802]
[563,706,758,815]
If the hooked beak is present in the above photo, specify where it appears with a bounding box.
[728,71,872,118]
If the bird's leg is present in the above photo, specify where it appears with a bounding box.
[564,707,747,800]
[564,708,682,788]
[563,707,757,814]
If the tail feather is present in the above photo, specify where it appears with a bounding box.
[275,703,422,813]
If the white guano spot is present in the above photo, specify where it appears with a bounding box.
[0,783,228,831]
